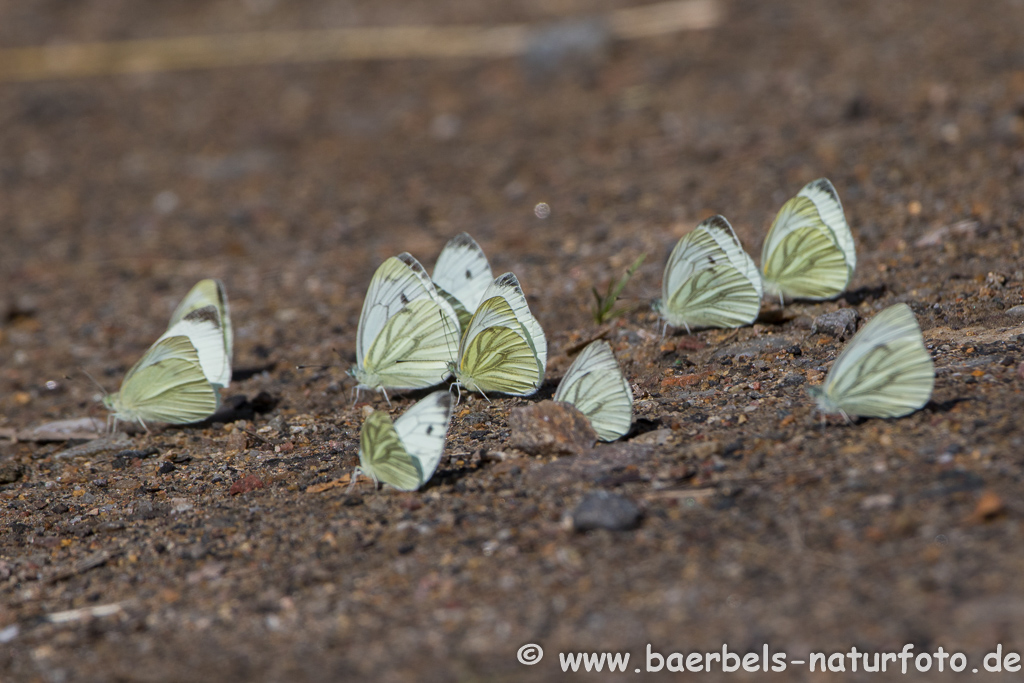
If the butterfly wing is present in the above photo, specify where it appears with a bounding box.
[432,233,493,330]
[553,340,633,441]
[479,272,547,375]
[659,216,762,329]
[457,296,541,396]
[760,194,851,301]
[816,304,934,418]
[159,304,231,389]
[165,279,232,388]
[799,178,855,272]
[109,336,220,425]
[361,298,460,390]
[358,411,423,491]
[392,391,453,487]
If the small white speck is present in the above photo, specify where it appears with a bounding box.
[534,202,551,219]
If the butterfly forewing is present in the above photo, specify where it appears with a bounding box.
[554,340,633,441]
[359,391,452,491]
[159,304,231,388]
[432,232,493,327]
[163,279,233,388]
[392,391,453,483]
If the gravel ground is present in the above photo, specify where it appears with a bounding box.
[2,1,1024,680]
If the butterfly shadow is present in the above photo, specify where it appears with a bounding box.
[840,284,888,307]
[924,396,974,413]
[189,391,279,427]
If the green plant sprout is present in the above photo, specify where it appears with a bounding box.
[591,253,647,324]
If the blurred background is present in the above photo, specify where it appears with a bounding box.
[2,1,1024,679]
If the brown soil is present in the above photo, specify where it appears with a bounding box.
[2,1,1024,680]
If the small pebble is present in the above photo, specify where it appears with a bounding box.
[509,400,596,456]
[572,491,642,532]
[812,308,859,339]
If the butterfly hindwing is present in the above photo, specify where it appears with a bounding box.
[554,340,633,441]
[455,295,542,396]
[478,272,547,375]
[352,254,461,393]
[107,335,220,426]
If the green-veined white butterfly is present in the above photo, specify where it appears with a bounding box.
[449,272,546,399]
[349,253,461,402]
[760,178,856,303]
[157,279,232,389]
[553,340,633,441]
[431,232,493,331]
[653,215,763,333]
[103,335,220,431]
[808,303,934,420]
[356,391,453,491]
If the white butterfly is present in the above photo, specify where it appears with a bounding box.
[760,178,856,303]
[654,215,763,333]
[808,303,934,420]
[431,232,493,331]
[356,391,453,491]
[349,253,461,402]
[104,335,220,432]
[554,340,633,441]
[449,273,546,399]
[157,279,232,389]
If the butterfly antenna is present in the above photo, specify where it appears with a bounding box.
[76,368,110,396]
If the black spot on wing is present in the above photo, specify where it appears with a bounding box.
[184,306,220,325]
[400,292,410,305]
[465,269,473,280]
[426,425,433,435]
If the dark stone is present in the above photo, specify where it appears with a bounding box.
[158,462,177,475]
[572,490,642,532]
[780,373,806,387]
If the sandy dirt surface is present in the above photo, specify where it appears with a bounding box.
[2,0,1024,680]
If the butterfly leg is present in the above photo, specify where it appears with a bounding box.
[839,409,853,425]
[683,322,692,335]
[380,387,392,407]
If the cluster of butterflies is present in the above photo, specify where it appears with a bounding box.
[654,178,934,421]
[102,178,935,492]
